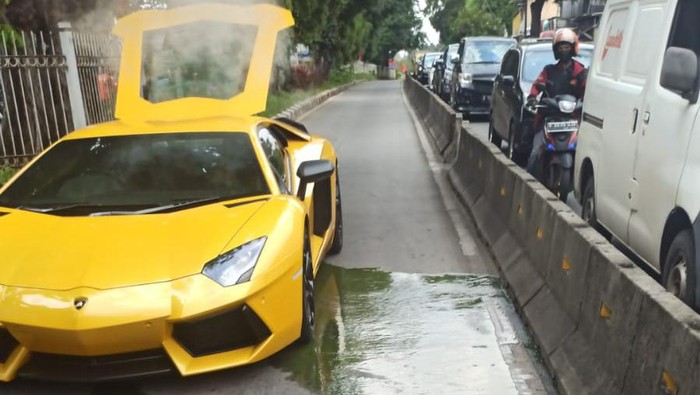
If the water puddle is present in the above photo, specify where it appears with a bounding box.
[274,265,548,394]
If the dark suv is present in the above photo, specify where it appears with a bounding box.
[489,40,593,165]
[448,37,515,118]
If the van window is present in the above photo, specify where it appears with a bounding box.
[597,8,629,78]
[668,0,700,55]
[623,6,665,83]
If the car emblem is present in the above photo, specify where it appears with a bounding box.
[74,297,88,310]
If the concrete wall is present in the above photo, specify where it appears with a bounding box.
[403,76,700,395]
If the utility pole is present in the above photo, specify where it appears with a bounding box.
[523,0,528,38]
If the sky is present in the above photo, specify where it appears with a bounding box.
[417,0,440,46]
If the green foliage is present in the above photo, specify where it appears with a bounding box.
[262,69,375,117]
[0,166,17,185]
[425,0,518,44]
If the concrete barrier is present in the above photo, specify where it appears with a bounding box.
[403,76,700,395]
[274,81,359,121]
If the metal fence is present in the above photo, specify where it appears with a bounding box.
[0,25,119,167]
[74,31,120,125]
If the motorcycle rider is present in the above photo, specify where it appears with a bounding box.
[525,28,588,180]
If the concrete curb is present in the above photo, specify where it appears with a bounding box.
[273,81,360,121]
[403,76,700,395]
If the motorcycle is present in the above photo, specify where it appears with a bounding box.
[527,87,582,202]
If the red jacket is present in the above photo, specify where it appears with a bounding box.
[529,59,587,100]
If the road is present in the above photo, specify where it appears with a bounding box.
[4,80,556,394]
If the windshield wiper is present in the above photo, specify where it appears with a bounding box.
[466,61,499,65]
[88,196,236,216]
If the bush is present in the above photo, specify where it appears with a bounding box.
[0,166,17,185]
[263,68,375,117]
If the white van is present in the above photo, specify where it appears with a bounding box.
[574,0,700,309]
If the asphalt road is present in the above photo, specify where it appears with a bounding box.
[3,80,556,394]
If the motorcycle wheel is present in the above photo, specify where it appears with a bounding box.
[559,168,572,202]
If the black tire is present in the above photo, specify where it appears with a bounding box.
[581,176,605,235]
[558,168,571,202]
[508,122,527,167]
[488,120,502,148]
[662,229,697,310]
[328,168,343,255]
[298,230,315,344]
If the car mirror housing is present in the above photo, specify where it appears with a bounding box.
[660,47,699,103]
[450,54,460,64]
[296,160,334,200]
[502,75,515,86]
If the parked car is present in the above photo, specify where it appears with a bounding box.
[417,51,441,85]
[489,40,593,165]
[448,36,515,118]
[574,0,700,309]
[439,43,460,101]
[431,54,445,94]
[0,3,343,382]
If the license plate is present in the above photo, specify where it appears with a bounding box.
[546,120,578,132]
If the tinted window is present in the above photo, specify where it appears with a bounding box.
[258,128,289,193]
[463,40,513,64]
[521,48,593,83]
[0,133,269,210]
[500,51,519,76]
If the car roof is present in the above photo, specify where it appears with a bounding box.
[112,4,293,123]
[518,41,594,52]
[462,36,515,42]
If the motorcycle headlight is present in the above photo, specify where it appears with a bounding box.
[202,237,267,287]
[558,100,577,113]
[459,72,473,87]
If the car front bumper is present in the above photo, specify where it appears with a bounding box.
[0,262,303,382]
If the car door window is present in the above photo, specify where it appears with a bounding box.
[500,51,519,77]
[257,127,291,194]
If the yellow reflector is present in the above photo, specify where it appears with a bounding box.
[537,228,544,239]
[661,370,679,395]
[600,303,612,318]
[562,258,571,271]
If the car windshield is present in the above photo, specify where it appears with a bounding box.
[522,47,593,82]
[464,40,513,64]
[0,132,269,214]
[424,53,440,66]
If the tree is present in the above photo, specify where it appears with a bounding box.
[529,0,546,38]
[425,0,517,44]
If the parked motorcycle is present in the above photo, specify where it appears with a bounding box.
[527,89,582,202]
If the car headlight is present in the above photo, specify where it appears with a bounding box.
[459,72,473,88]
[202,237,267,287]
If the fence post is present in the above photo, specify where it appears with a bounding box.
[58,22,87,130]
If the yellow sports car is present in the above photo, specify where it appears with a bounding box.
[0,3,342,382]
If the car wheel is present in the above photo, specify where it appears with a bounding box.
[488,120,502,148]
[662,230,697,310]
[508,122,527,167]
[581,176,608,236]
[298,230,315,343]
[328,167,343,255]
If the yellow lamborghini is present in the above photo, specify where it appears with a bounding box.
[0,3,342,382]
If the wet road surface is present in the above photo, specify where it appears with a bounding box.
[3,80,556,394]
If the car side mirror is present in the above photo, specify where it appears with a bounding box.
[296,159,334,200]
[450,54,459,64]
[660,47,698,103]
[502,75,515,86]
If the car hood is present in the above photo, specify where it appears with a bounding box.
[0,200,268,290]
[464,63,500,78]
[112,3,294,121]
